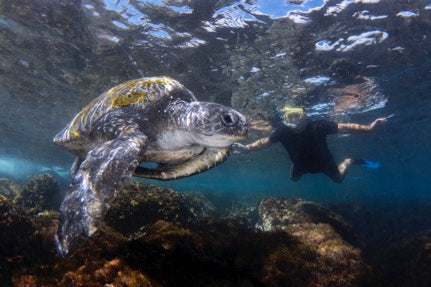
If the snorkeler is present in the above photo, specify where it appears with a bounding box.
[233,106,390,183]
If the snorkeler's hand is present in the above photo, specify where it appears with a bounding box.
[231,143,249,154]
[370,117,388,130]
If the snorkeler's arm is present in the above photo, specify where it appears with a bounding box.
[245,137,272,151]
[233,125,284,153]
[337,117,387,133]
[232,137,272,153]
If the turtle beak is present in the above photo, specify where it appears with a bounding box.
[237,114,248,139]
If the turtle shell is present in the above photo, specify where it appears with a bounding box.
[54,77,196,145]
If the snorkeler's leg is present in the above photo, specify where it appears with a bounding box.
[325,158,353,183]
[338,158,354,176]
[290,165,303,182]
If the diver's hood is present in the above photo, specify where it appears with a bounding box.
[281,106,306,130]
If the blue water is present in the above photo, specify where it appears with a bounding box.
[0,0,430,204]
[0,1,431,207]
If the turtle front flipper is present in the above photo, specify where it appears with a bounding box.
[55,130,147,256]
[134,147,229,180]
[70,156,84,178]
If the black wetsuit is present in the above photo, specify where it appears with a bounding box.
[269,119,341,182]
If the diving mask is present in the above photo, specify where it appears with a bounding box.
[281,106,306,129]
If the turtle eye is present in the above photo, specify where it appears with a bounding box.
[220,111,238,127]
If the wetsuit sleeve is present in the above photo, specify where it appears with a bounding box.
[269,126,284,143]
[318,120,338,135]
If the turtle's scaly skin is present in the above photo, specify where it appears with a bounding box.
[54,77,247,256]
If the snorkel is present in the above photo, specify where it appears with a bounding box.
[281,106,306,131]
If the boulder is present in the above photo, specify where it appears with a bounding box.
[14,173,61,215]
[0,195,58,285]
[105,182,216,235]
[0,177,21,200]
[363,231,431,287]
[256,197,364,286]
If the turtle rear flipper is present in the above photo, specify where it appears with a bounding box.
[55,130,147,256]
[134,147,229,180]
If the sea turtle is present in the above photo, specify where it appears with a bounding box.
[53,76,247,255]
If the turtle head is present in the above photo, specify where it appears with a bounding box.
[179,101,248,147]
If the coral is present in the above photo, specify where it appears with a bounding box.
[14,173,61,215]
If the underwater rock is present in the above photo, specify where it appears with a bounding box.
[126,218,287,286]
[32,210,60,246]
[183,191,217,219]
[332,200,431,286]
[257,197,355,241]
[256,197,364,286]
[0,195,58,285]
[104,193,364,286]
[214,198,259,228]
[60,257,154,287]
[128,215,363,287]
[223,200,257,219]
[4,190,370,287]
[14,173,61,215]
[0,177,22,200]
[13,257,155,287]
[105,182,216,235]
[332,200,431,257]
[362,231,431,287]
[0,195,33,258]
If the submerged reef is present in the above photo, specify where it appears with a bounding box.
[256,197,363,286]
[1,174,431,286]
[0,178,21,200]
[14,173,62,215]
[371,232,431,287]
[105,182,217,235]
[332,201,431,287]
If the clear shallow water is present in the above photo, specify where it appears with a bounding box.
[0,0,430,205]
[1,1,431,286]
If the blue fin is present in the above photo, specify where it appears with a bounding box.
[360,160,380,169]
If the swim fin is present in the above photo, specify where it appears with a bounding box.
[359,160,380,169]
